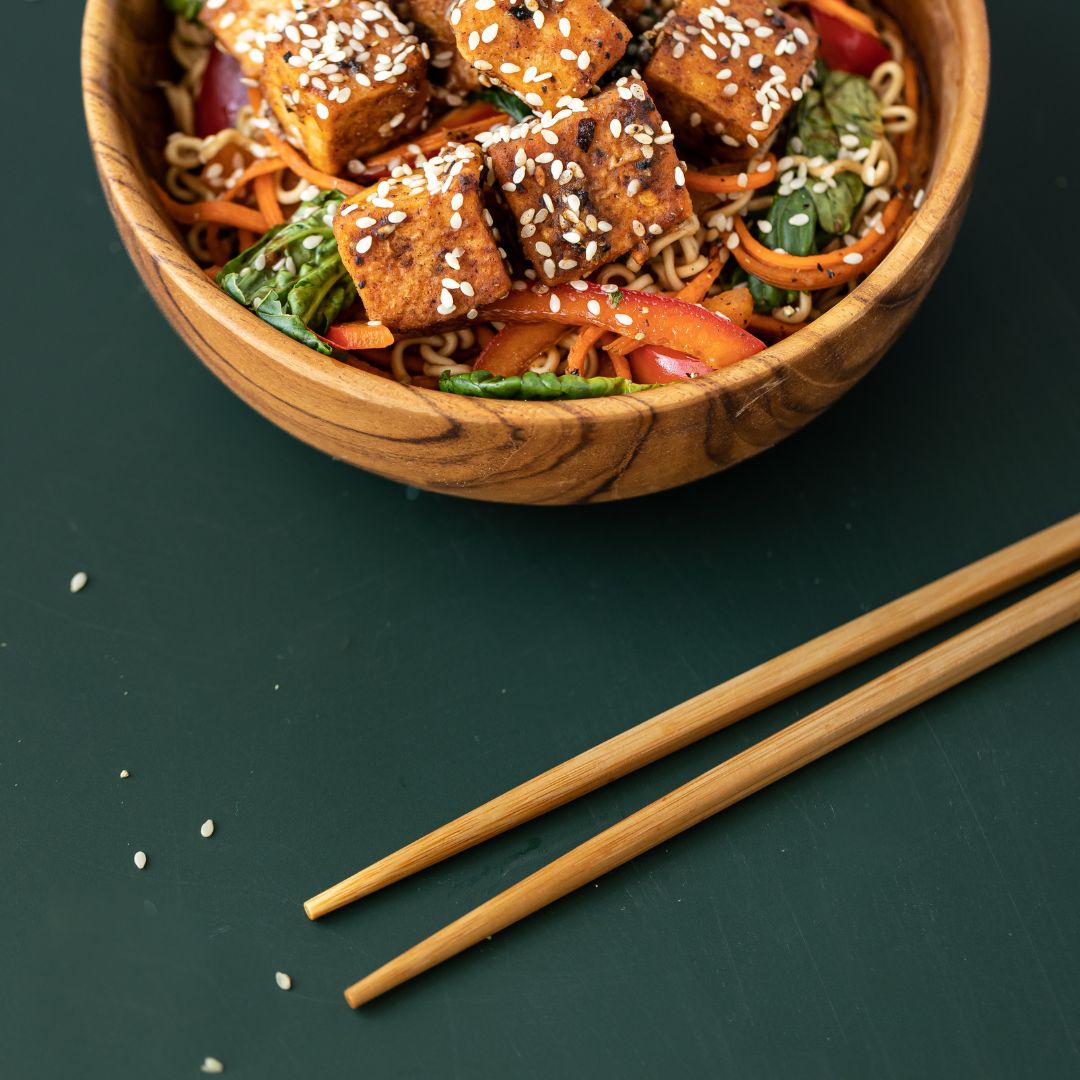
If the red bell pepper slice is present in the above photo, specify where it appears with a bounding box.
[810,7,891,77]
[195,47,248,138]
[479,284,765,371]
[628,346,716,385]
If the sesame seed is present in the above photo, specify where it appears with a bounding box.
[460,282,475,297]
[481,22,499,42]
[501,62,520,74]
[758,220,773,233]
[315,102,330,120]
[609,118,622,138]
[387,210,407,224]
[467,30,479,49]
[525,92,544,108]
[119,769,129,778]
[587,299,601,316]
[577,51,590,71]
[726,233,741,250]
[69,571,88,594]
[200,819,215,838]
[200,1059,224,1075]
[355,216,376,228]
[615,313,633,326]
[535,241,553,257]
[559,16,571,35]
[543,258,556,278]
[450,212,462,229]
[549,294,562,313]
[133,851,147,870]
[356,235,373,254]
[533,10,544,28]
[276,972,293,991]
[788,213,810,227]
[302,235,322,250]
[843,252,865,265]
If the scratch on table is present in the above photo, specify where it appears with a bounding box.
[784,897,846,1038]
[925,717,1080,1058]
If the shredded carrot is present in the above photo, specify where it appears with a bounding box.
[323,321,396,350]
[365,114,510,169]
[732,197,903,290]
[798,0,879,36]
[152,180,269,233]
[261,128,362,197]
[747,314,804,341]
[217,157,287,202]
[238,228,258,250]
[685,156,778,195]
[474,321,566,376]
[606,255,725,359]
[566,326,608,375]
[206,224,231,266]
[432,101,499,128]
[254,172,285,227]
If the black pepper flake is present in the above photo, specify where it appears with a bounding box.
[508,4,530,19]
[576,119,596,152]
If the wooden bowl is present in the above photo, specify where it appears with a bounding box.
[82,0,989,505]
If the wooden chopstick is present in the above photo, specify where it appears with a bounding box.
[343,568,1080,1006]
[306,514,1080,920]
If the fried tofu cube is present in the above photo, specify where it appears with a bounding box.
[645,0,818,155]
[259,1,431,175]
[402,0,482,90]
[332,143,512,333]
[199,0,290,77]
[485,80,692,286]
[446,0,629,109]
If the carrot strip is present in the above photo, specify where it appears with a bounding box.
[685,156,777,195]
[606,255,724,358]
[566,326,607,375]
[238,228,258,249]
[206,223,231,265]
[254,172,285,226]
[797,0,878,36]
[152,181,269,233]
[217,157,287,202]
[365,115,509,168]
[261,128,362,197]
[731,197,903,290]
[432,101,499,128]
[747,314,804,341]
[323,321,396,350]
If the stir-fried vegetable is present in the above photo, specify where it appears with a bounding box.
[163,0,202,18]
[475,322,568,376]
[811,170,864,236]
[811,8,891,77]
[440,371,656,400]
[472,87,534,123]
[479,284,765,369]
[748,190,817,314]
[797,69,884,158]
[217,191,356,355]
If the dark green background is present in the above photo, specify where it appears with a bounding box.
[3,1,1079,1076]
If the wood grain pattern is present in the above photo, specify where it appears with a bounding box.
[342,568,1080,1005]
[304,513,1080,920]
[81,0,990,505]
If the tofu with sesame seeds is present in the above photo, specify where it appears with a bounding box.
[199,0,292,77]
[446,0,629,110]
[485,79,692,286]
[644,0,818,157]
[332,143,512,333]
[401,0,483,90]
[259,0,431,175]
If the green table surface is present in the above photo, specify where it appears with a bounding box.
[4,1,1079,1076]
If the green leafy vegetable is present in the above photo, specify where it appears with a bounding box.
[608,290,625,308]
[797,69,883,160]
[439,370,657,400]
[810,170,865,236]
[162,0,203,19]
[748,190,817,314]
[472,87,533,122]
[217,191,355,355]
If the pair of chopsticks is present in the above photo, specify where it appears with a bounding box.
[305,514,1080,1007]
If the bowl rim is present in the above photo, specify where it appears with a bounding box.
[82,0,990,429]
